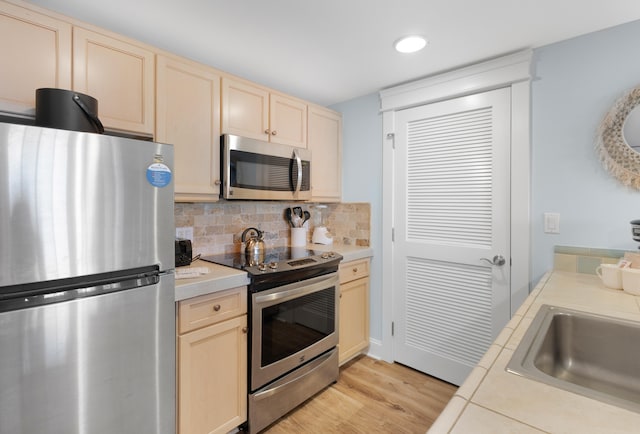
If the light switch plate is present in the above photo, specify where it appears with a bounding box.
[544,213,560,234]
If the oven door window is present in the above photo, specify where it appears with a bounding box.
[261,287,335,367]
[229,150,310,192]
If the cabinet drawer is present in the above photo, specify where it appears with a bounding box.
[178,286,247,334]
[339,259,370,284]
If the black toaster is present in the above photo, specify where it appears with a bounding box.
[175,238,192,267]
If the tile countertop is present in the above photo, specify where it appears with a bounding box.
[174,244,374,302]
[429,271,640,434]
[174,260,250,302]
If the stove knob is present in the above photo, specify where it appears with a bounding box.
[258,263,267,272]
[268,262,278,269]
[328,252,335,258]
[321,253,329,259]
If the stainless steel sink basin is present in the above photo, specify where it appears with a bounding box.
[507,304,640,413]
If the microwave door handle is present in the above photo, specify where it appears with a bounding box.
[293,149,302,194]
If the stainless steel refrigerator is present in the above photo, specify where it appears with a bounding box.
[0,122,175,434]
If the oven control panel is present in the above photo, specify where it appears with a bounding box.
[287,257,317,267]
[251,251,340,274]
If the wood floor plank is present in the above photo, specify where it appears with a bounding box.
[263,355,457,433]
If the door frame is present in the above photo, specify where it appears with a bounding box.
[377,50,532,363]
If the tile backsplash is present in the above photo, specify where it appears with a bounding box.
[175,202,370,255]
[553,245,627,275]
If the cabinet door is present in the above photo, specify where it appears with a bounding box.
[269,93,307,148]
[73,27,155,135]
[339,277,370,365]
[221,77,269,141]
[308,105,342,202]
[156,55,221,201]
[178,315,247,434]
[0,1,71,116]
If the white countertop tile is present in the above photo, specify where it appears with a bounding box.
[477,344,502,371]
[455,366,487,401]
[428,396,467,434]
[450,403,546,434]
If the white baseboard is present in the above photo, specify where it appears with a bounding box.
[365,338,383,360]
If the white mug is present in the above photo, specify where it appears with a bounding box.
[596,263,622,290]
[622,268,640,296]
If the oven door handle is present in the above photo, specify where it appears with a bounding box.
[254,273,339,305]
[252,348,336,401]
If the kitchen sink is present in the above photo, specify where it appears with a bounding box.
[506,304,640,413]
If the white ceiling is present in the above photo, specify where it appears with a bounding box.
[26,0,640,106]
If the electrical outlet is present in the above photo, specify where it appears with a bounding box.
[176,226,194,241]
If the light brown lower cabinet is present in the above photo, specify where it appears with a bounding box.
[177,286,248,434]
[338,258,370,365]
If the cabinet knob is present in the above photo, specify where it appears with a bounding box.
[353,268,358,273]
[271,130,277,136]
[214,180,221,186]
[213,304,221,312]
[264,129,270,134]
[242,327,248,334]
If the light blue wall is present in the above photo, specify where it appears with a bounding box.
[331,19,640,341]
[531,20,640,283]
[330,93,383,340]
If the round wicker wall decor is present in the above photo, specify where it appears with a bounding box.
[596,85,640,189]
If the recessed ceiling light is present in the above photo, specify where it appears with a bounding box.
[394,35,427,54]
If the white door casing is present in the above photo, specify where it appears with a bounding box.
[392,88,511,385]
[377,50,531,372]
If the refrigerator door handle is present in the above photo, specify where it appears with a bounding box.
[0,268,161,313]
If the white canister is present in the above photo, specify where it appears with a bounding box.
[291,227,307,247]
[596,263,623,290]
[622,267,640,296]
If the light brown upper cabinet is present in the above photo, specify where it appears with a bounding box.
[269,92,307,147]
[73,27,155,135]
[0,1,71,116]
[221,77,307,148]
[308,104,342,202]
[156,55,221,202]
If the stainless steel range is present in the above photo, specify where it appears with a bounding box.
[202,248,342,433]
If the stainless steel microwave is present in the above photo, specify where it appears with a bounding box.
[221,134,311,200]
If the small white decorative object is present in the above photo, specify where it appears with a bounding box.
[622,267,640,296]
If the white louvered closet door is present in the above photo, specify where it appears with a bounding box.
[393,87,511,386]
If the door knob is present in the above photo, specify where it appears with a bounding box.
[480,255,506,266]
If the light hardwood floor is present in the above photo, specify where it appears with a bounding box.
[263,355,457,433]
